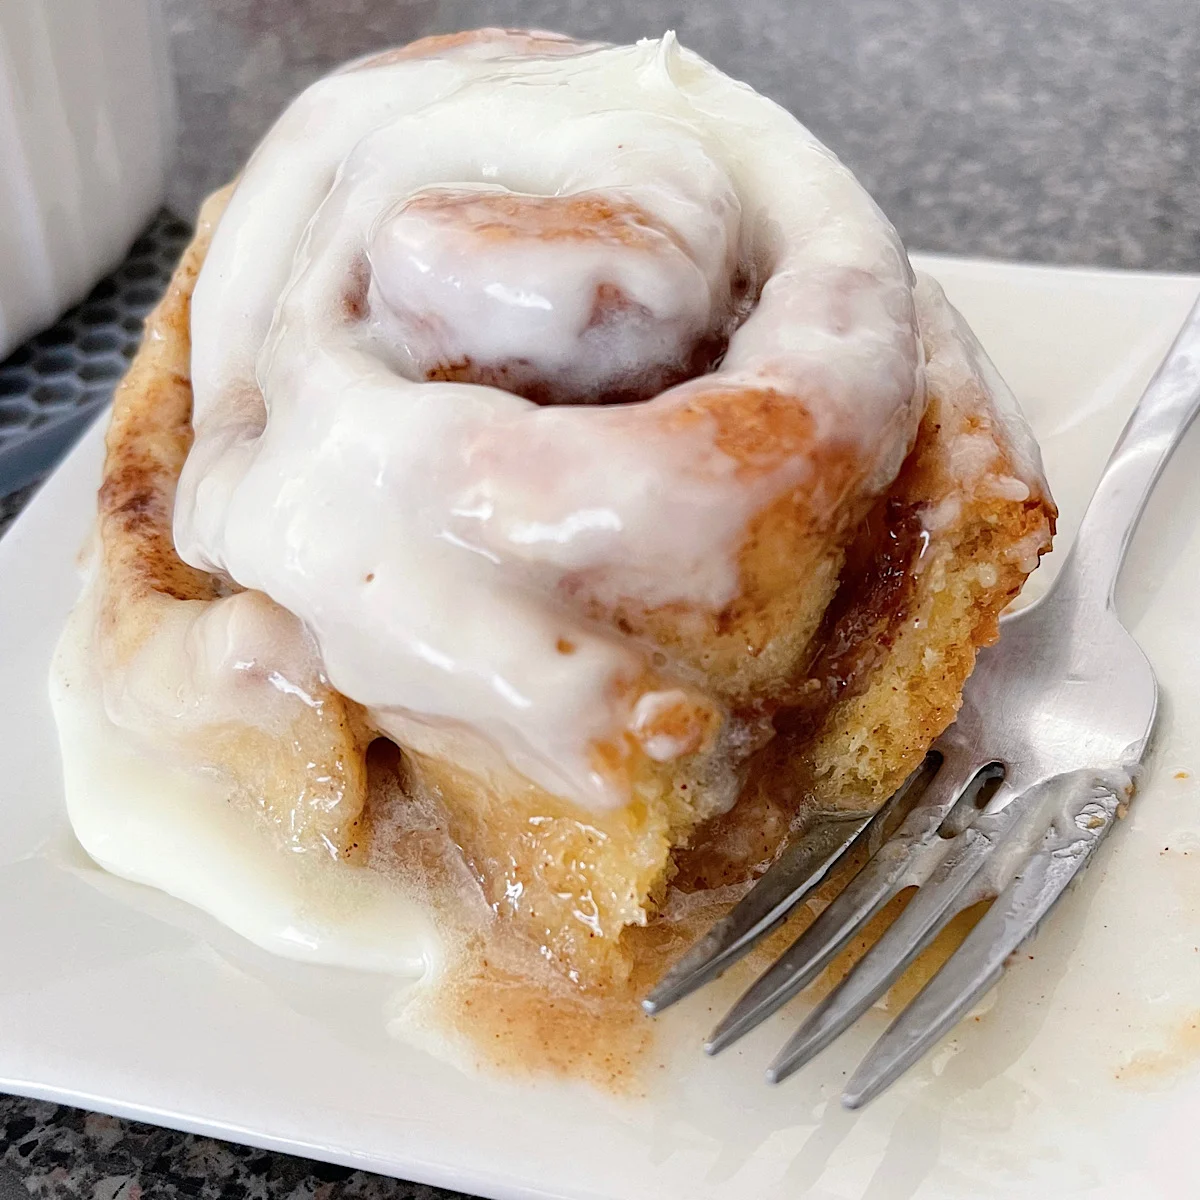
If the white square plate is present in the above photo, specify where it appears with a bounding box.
[2,256,1200,1200]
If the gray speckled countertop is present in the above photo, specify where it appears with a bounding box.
[162,0,1200,271]
[2,0,1199,1196]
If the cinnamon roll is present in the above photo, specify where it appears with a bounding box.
[53,29,1054,1075]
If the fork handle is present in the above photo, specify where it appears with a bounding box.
[1057,291,1200,607]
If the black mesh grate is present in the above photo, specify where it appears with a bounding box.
[0,211,193,506]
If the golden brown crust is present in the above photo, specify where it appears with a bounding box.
[98,190,229,625]
[671,366,1056,892]
[93,187,369,857]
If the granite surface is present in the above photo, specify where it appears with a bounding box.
[162,0,1200,272]
[3,0,1200,1196]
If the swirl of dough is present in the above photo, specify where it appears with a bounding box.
[173,30,924,811]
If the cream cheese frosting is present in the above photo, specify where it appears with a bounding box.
[173,32,927,811]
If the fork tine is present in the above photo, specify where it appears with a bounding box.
[765,799,1015,1084]
[646,756,942,1017]
[642,807,875,1015]
[705,751,986,1055]
[841,775,1123,1109]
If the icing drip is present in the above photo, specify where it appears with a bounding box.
[173,32,925,810]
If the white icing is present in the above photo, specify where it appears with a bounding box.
[915,272,1048,492]
[100,587,324,750]
[366,180,740,401]
[51,569,441,976]
[630,688,707,762]
[173,32,926,811]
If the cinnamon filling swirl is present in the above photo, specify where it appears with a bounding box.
[364,188,753,407]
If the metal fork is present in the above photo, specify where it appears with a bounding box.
[645,292,1200,1109]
